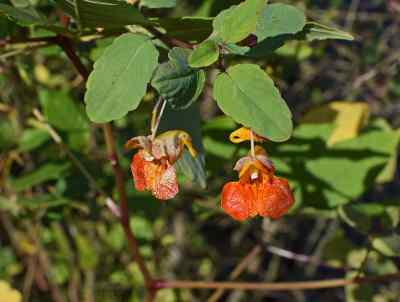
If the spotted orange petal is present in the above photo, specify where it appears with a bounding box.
[131,150,179,200]
[221,182,254,221]
[131,151,147,191]
[149,163,179,200]
[257,177,294,219]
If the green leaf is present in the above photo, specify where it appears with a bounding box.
[12,163,70,192]
[377,155,398,184]
[213,64,293,142]
[175,150,207,189]
[256,3,306,41]
[17,194,70,210]
[0,3,70,34]
[338,203,386,234]
[39,90,88,131]
[85,33,159,123]
[103,224,124,252]
[159,103,206,189]
[0,3,46,26]
[304,22,354,41]
[276,41,313,60]
[75,232,98,270]
[51,223,73,257]
[89,37,114,62]
[18,129,50,152]
[345,252,398,302]
[203,136,236,160]
[213,0,265,43]
[56,0,150,28]
[203,116,236,131]
[220,43,250,55]
[188,38,219,68]
[322,229,356,266]
[372,234,400,257]
[0,119,18,150]
[130,216,153,241]
[278,120,399,208]
[246,21,353,58]
[157,17,213,42]
[245,34,291,58]
[152,47,206,110]
[0,16,14,38]
[376,129,400,183]
[140,0,176,9]
[383,206,400,229]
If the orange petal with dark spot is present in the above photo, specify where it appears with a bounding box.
[258,177,294,219]
[131,151,147,191]
[221,182,254,221]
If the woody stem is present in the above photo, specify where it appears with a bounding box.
[57,35,156,299]
[250,129,256,159]
[157,272,400,291]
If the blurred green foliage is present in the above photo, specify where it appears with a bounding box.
[0,0,399,301]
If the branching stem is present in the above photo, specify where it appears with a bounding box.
[57,34,156,299]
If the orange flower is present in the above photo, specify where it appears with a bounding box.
[221,144,294,221]
[126,131,197,200]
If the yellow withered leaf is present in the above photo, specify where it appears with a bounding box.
[302,101,370,146]
[0,281,21,302]
[328,102,370,146]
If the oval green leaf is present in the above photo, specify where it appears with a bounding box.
[85,33,159,123]
[152,47,206,110]
[213,64,293,142]
[157,17,213,42]
[188,39,219,68]
[256,3,306,41]
[213,0,265,43]
[140,0,176,9]
[56,0,150,28]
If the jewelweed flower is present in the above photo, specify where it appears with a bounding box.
[125,131,197,200]
[221,128,294,221]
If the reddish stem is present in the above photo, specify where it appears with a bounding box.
[157,273,400,291]
[57,35,156,299]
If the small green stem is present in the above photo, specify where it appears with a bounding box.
[250,129,256,159]
[151,98,167,140]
